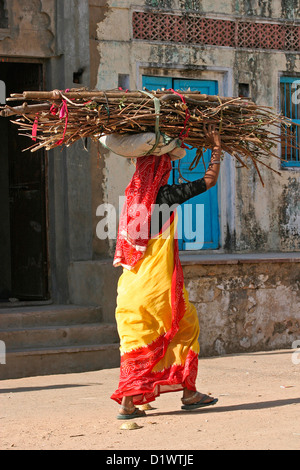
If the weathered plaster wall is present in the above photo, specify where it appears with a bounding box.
[46,0,93,303]
[93,0,300,257]
[83,0,300,357]
[0,0,56,57]
[0,0,93,303]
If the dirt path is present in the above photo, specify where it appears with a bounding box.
[1,349,299,450]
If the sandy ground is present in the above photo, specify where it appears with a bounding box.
[1,349,300,451]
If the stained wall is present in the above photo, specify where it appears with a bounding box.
[92,0,300,256]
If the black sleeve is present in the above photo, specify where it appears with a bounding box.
[156,178,207,207]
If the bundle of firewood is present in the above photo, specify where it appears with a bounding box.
[1,87,297,185]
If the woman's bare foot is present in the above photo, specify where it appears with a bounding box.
[119,396,135,415]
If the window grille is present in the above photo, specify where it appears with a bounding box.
[280,77,300,167]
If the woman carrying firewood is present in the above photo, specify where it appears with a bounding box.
[111,124,222,419]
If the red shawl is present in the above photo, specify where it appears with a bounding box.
[113,154,172,270]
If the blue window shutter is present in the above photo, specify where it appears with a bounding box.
[142,76,173,91]
[173,79,220,250]
[142,76,220,251]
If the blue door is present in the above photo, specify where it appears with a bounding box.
[142,76,220,251]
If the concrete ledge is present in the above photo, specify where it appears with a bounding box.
[1,344,120,380]
[0,305,103,329]
[6,343,120,357]
[2,323,119,350]
[180,251,300,265]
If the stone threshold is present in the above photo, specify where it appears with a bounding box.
[180,252,300,266]
[0,299,53,309]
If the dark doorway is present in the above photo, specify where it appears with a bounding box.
[0,61,49,301]
[0,0,9,29]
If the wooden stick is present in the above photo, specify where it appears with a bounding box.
[0,103,50,117]
[7,90,252,106]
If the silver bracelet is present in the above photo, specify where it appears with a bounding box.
[209,160,221,165]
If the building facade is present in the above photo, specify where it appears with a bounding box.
[0,0,93,306]
[0,0,299,361]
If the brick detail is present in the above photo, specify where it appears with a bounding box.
[132,11,300,52]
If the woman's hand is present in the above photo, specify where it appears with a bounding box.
[204,124,222,152]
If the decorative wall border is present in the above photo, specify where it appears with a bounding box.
[132,11,300,52]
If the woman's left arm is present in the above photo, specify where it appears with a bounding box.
[156,125,222,207]
[203,124,222,190]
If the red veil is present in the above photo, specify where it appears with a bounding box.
[113,154,172,270]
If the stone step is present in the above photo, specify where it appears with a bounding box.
[0,343,120,380]
[0,304,120,380]
[0,323,119,350]
[0,305,103,329]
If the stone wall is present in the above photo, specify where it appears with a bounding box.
[68,253,300,355]
[182,255,300,356]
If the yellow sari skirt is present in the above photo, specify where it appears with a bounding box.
[111,214,200,405]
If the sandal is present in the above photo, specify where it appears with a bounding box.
[117,405,146,420]
[181,392,218,411]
